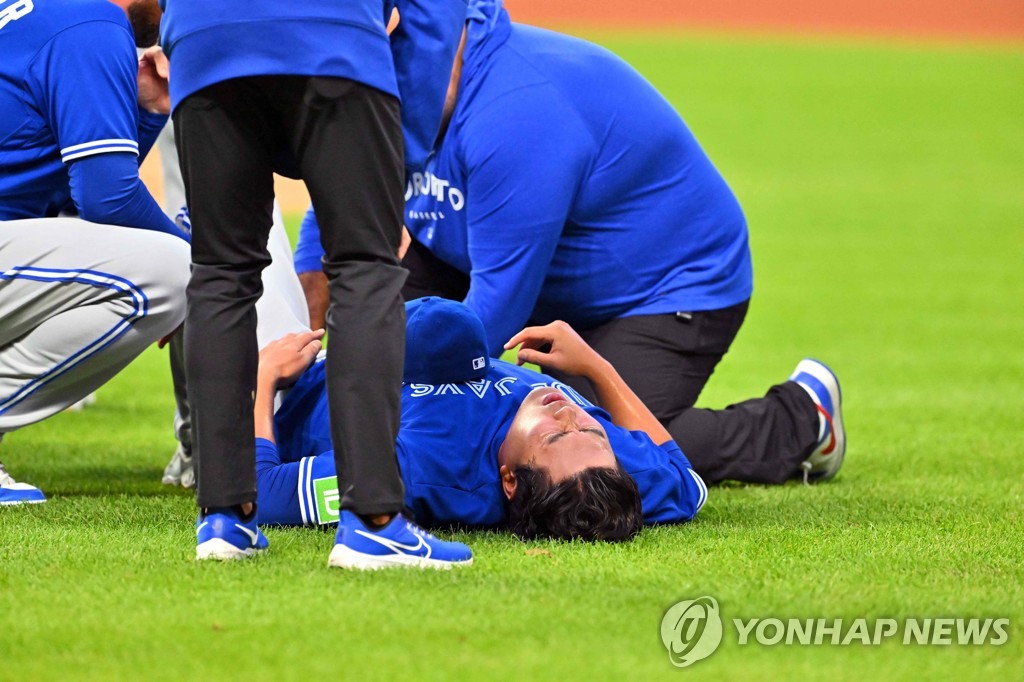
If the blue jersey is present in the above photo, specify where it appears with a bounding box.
[296,0,753,354]
[0,0,167,221]
[159,0,468,171]
[255,358,707,528]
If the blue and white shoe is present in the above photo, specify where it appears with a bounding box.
[0,461,46,505]
[328,511,473,570]
[195,508,269,561]
[789,359,846,484]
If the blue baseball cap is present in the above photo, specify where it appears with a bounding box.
[404,297,491,384]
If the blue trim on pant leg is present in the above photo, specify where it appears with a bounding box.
[0,266,149,414]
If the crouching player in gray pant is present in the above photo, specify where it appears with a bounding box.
[0,0,190,504]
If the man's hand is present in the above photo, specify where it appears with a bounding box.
[258,329,326,389]
[137,46,170,114]
[504,321,607,378]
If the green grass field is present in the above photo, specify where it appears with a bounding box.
[2,32,1022,680]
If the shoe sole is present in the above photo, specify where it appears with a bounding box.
[0,498,46,506]
[327,543,473,571]
[801,358,846,481]
[196,538,265,561]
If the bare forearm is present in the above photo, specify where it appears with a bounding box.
[584,360,672,446]
[254,376,278,444]
[298,271,329,332]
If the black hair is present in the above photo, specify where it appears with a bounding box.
[506,464,643,542]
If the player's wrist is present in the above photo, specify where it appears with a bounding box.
[256,367,283,391]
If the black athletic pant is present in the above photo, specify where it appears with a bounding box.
[401,238,819,484]
[175,76,407,515]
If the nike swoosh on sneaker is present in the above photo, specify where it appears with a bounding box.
[353,529,430,558]
[816,404,837,455]
[235,523,260,546]
[196,521,209,536]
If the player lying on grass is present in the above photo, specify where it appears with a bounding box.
[253,298,705,540]
[0,0,189,505]
[294,0,846,488]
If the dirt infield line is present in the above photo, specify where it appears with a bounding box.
[504,0,1024,43]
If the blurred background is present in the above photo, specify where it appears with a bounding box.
[140,0,1024,212]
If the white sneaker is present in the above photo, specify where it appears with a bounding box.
[0,461,47,505]
[789,359,846,483]
[162,444,195,488]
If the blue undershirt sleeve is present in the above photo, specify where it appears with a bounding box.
[68,153,187,240]
[137,110,169,163]
[459,88,593,355]
[293,206,327,275]
[255,438,305,526]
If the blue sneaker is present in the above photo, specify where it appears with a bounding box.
[789,359,846,483]
[328,511,473,570]
[195,508,269,561]
[0,461,46,505]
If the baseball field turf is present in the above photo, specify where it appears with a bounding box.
[1,31,1021,680]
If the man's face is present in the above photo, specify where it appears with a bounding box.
[499,387,617,498]
[124,0,162,47]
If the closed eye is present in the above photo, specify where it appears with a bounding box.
[546,428,606,445]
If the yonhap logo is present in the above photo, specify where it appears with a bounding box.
[660,596,723,668]
[659,596,1010,668]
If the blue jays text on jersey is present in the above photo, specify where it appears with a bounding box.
[255,358,708,528]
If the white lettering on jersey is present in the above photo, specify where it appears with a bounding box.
[409,384,434,397]
[494,377,518,396]
[0,0,34,31]
[465,380,492,399]
[409,377,520,398]
[405,172,466,212]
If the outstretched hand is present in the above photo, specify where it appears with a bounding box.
[504,321,606,378]
[258,329,326,388]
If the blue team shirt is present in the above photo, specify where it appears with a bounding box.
[159,0,469,171]
[256,357,708,528]
[0,0,156,219]
[296,0,753,354]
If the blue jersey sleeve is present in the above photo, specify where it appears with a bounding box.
[293,206,327,275]
[628,439,708,524]
[255,439,340,527]
[26,18,179,236]
[27,20,141,165]
[458,87,593,355]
